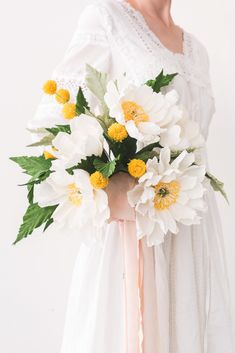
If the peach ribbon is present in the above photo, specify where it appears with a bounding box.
[107,173,144,353]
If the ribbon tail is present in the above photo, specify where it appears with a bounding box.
[119,221,144,353]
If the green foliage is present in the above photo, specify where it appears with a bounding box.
[93,159,116,178]
[13,203,58,245]
[135,151,158,162]
[104,134,137,161]
[43,218,54,232]
[206,172,229,203]
[27,134,54,147]
[10,155,53,205]
[136,142,161,156]
[146,70,178,93]
[10,156,52,176]
[85,64,109,115]
[27,127,48,134]
[46,124,71,136]
[170,148,195,160]
[27,183,34,204]
[23,170,52,205]
[76,87,90,115]
[66,155,97,175]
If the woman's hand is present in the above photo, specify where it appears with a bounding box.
[106,172,136,223]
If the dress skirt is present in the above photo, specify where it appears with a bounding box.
[60,187,234,353]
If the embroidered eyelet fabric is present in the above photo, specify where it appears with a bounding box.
[29,1,234,352]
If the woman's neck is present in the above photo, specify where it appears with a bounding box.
[127,0,173,27]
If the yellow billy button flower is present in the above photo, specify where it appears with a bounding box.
[62,103,77,120]
[128,159,146,178]
[90,171,109,189]
[43,80,57,95]
[108,123,128,142]
[56,89,70,104]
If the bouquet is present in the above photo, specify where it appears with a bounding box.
[10,65,227,246]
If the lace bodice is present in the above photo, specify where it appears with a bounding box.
[30,0,215,139]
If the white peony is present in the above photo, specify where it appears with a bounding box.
[34,169,110,229]
[51,114,104,169]
[127,147,207,246]
[104,77,183,146]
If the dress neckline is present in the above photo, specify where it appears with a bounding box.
[116,0,189,58]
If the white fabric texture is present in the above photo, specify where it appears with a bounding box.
[29,1,234,352]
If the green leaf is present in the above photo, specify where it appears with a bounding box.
[27,127,48,134]
[104,133,137,161]
[134,151,158,162]
[21,170,52,187]
[93,159,116,178]
[24,170,52,204]
[27,183,34,204]
[43,218,54,232]
[27,133,55,147]
[146,70,178,93]
[135,141,161,156]
[85,64,109,115]
[76,87,90,115]
[206,172,229,203]
[13,203,58,245]
[170,148,195,159]
[46,124,71,136]
[84,107,94,117]
[66,155,97,175]
[10,156,52,176]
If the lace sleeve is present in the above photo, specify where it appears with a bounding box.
[28,4,111,131]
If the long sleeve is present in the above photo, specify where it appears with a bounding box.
[28,3,112,130]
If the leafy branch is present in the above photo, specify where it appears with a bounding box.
[76,87,90,116]
[146,70,178,93]
[13,203,58,245]
[85,64,109,116]
[206,172,229,203]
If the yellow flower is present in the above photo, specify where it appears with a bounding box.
[154,181,180,210]
[128,159,146,178]
[90,171,109,189]
[56,89,70,104]
[67,183,82,207]
[107,123,128,142]
[122,101,149,124]
[62,103,77,120]
[43,151,55,160]
[43,80,57,95]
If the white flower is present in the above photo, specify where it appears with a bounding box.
[128,147,207,246]
[52,114,104,169]
[166,110,205,151]
[104,77,183,145]
[34,169,110,229]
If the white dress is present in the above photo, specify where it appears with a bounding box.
[30,1,234,352]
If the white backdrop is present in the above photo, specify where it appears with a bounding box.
[0,0,234,352]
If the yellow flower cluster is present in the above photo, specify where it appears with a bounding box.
[128,159,146,178]
[90,171,109,189]
[43,80,77,120]
[107,123,128,142]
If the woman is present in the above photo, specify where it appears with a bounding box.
[30,0,234,352]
